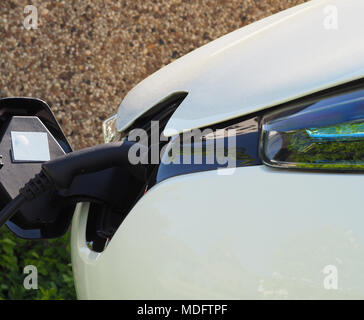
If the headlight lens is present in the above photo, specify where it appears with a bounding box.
[102,114,122,143]
[261,89,364,171]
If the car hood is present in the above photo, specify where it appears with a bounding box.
[116,0,364,136]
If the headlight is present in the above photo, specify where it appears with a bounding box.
[102,114,122,143]
[261,89,364,171]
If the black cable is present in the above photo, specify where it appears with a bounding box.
[0,170,53,227]
[0,194,26,227]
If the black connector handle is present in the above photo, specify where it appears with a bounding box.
[0,140,148,228]
[42,141,147,189]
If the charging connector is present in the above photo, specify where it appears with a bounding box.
[0,140,148,228]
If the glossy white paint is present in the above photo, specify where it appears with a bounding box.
[116,0,364,136]
[72,166,364,299]
[72,0,364,299]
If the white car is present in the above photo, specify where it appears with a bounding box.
[1,0,364,299]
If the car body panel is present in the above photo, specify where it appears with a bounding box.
[71,166,364,299]
[116,0,364,137]
[72,0,364,300]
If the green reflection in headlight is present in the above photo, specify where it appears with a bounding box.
[284,125,364,170]
[306,121,364,141]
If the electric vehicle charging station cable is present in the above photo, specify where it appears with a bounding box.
[0,141,148,228]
